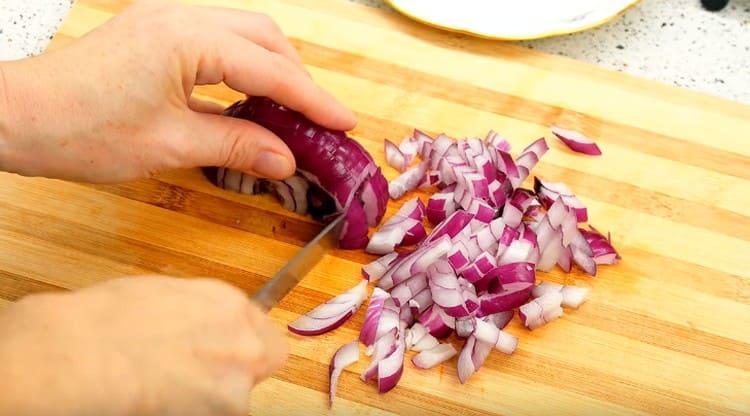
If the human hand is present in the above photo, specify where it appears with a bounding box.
[0,0,355,183]
[0,276,287,416]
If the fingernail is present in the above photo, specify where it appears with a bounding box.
[252,151,293,179]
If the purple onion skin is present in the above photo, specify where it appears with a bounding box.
[206,98,388,248]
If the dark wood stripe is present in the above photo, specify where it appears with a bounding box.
[0,270,65,301]
[87,179,383,266]
[569,303,750,372]
[290,39,750,181]
[0,203,271,295]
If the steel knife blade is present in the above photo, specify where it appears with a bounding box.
[252,215,344,311]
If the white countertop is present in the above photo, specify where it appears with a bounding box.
[1,0,748,104]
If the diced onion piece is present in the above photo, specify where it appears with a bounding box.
[362,252,400,282]
[551,126,602,156]
[385,139,408,172]
[519,291,564,330]
[412,344,458,369]
[532,282,589,309]
[389,162,428,200]
[329,341,359,406]
[289,281,368,336]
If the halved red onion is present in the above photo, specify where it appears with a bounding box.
[329,341,359,406]
[532,282,589,309]
[519,291,564,330]
[412,344,458,369]
[551,126,602,156]
[289,281,368,336]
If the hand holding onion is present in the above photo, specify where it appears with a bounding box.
[0,0,355,183]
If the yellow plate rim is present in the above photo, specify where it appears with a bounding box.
[384,0,642,41]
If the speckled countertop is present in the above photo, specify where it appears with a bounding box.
[1,0,748,103]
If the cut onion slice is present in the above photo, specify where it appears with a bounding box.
[389,162,428,200]
[385,139,408,172]
[473,318,518,354]
[417,304,455,338]
[412,344,458,369]
[532,282,589,309]
[362,252,401,282]
[329,341,359,406]
[288,281,368,336]
[377,330,406,393]
[456,336,493,384]
[478,282,534,316]
[551,126,602,156]
[519,291,564,330]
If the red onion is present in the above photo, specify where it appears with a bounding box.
[532,282,589,309]
[291,124,620,397]
[519,291,564,330]
[362,252,401,282]
[551,126,602,156]
[329,341,359,406]
[208,98,389,248]
[412,344,458,369]
[288,281,368,336]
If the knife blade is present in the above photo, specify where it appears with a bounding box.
[252,215,344,312]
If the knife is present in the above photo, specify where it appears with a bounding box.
[252,215,344,312]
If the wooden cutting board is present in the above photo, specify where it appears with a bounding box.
[1,0,749,414]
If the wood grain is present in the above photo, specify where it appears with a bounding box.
[1,0,748,414]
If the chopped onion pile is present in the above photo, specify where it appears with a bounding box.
[287,127,618,401]
[204,98,389,249]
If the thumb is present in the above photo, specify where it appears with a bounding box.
[181,111,295,179]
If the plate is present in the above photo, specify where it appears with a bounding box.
[385,0,641,40]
